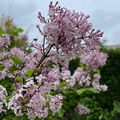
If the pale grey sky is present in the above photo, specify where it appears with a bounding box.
[0,0,120,45]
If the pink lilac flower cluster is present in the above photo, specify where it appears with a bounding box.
[0,2,108,119]
[10,48,25,60]
[0,85,7,113]
[49,94,63,113]
[92,74,108,91]
[37,1,103,56]
[0,34,10,48]
[80,52,108,71]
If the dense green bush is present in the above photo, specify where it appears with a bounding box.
[100,48,120,119]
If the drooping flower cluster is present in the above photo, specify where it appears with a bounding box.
[37,1,103,56]
[0,1,108,119]
[92,74,108,91]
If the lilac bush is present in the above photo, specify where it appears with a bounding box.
[0,2,108,119]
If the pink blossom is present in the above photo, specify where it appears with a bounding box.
[0,85,7,113]
[61,69,71,80]
[3,59,14,68]
[72,67,83,81]
[37,2,103,56]
[27,92,48,119]
[48,67,61,80]
[0,85,7,102]
[8,93,24,116]
[92,74,108,91]
[79,71,91,87]
[80,52,108,70]
[75,104,90,115]
[10,48,25,59]
[0,70,7,80]
[0,34,10,48]
[49,94,63,113]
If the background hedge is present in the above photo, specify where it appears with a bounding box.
[64,47,120,120]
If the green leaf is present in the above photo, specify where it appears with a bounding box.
[24,41,28,48]
[9,38,16,48]
[16,77,23,82]
[58,109,65,118]
[6,95,13,102]
[69,57,80,75]
[16,38,22,47]
[60,81,68,87]
[25,69,33,77]
[9,65,18,72]
[0,27,4,35]
[76,87,99,95]
[80,63,86,68]
[26,48,32,53]
[0,63,5,71]
[46,60,54,68]
[0,78,14,95]
[96,69,100,74]
[5,20,11,27]
[11,56,24,64]
[13,31,18,36]
[113,101,120,113]
[18,28,23,33]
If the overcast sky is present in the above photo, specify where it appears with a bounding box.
[0,0,120,45]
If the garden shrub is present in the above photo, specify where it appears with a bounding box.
[0,2,109,120]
